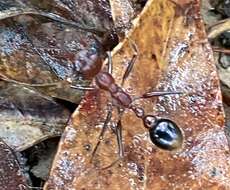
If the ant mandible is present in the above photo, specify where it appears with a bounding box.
[72,40,183,166]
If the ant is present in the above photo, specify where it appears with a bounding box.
[72,40,183,168]
[19,27,183,167]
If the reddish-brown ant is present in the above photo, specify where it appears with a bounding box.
[23,26,183,167]
[72,40,183,167]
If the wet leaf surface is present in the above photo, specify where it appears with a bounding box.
[0,139,28,190]
[45,0,228,189]
[0,81,70,151]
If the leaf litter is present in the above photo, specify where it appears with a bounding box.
[44,0,229,189]
[0,0,229,189]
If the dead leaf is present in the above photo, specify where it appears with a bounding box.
[109,0,135,35]
[20,0,113,32]
[0,22,97,103]
[0,1,106,34]
[0,81,70,151]
[0,0,113,103]
[0,139,28,190]
[201,0,221,27]
[45,0,228,189]
[30,139,59,181]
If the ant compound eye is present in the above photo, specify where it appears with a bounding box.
[148,119,183,150]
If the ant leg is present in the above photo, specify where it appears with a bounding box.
[121,39,139,86]
[116,108,125,158]
[131,90,183,103]
[140,90,183,99]
[101,108,125,170]
[91,104,113,162]
[101,120,124,170]
[106,51,113,75]
[115,119,124,158]
[70,85,95,91]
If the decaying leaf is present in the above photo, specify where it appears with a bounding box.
[0,139,28,190]
[43,0,228,189]
[0,81,70,151]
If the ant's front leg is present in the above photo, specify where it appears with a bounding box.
[70,84,95,90]
[106,51,113,75]
[121,39,139,86]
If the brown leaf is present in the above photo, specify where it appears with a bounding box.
[109,0,135,35]
[20,0,113,32]
[0,22,97,103]
[0,81,70,151]
[45,0,228,189]
[0,1,107,34]
[0,139,28,190]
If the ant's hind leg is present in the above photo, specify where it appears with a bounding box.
[101,108,125,170]
[121,39,139,86]
[101,120,124,170]
[116,108,125,159]
[115,119,124,159]
[90,104,113,162]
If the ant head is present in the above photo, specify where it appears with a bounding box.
[143,115,183,150]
